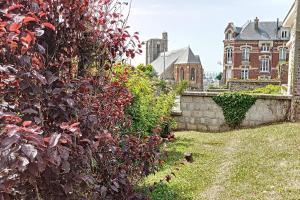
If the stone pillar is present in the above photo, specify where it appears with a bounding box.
[288,0,300,121]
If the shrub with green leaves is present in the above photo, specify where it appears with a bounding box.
[244,84,285,94]
[213,93,257,128]
[114,64,187,136]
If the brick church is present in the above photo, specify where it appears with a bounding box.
[223,17,291,87]
[146,32,204,91]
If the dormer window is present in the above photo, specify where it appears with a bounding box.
[281,30,288,39]
[226,31,233,40]
[261,43,271,52]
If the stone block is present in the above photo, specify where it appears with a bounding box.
[189,118,195,124]
[182,111,192,117]
[197,124,208,131]
[193,111,202,118]
[183,96,193,103]
[187,123,197,130]
[207,125,220,132]
[176,122,186,130]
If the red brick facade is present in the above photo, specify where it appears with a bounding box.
[174,63,204,90]
[223,40,289,82]
[223,21,290,85]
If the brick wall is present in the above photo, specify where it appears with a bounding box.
[174,63,203,91]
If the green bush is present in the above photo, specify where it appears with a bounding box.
[114,64,187,136]
[213,93,257,128]
[244,84,285,94]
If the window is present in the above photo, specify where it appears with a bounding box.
[281,30,288,39]
[279,48,286,61]
[226,47,233,63]
[242,48,250,61]
[241,69,249,79]
[261,43,271,52]
[260,59,270,72]
[157,43,161,52]
[190,68,196,81]
[180,68,185,81]
[226,32,233,40]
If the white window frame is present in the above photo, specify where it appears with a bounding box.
[242,48,250,61]
[261,43,271,52]
[281,30,288,39]
[279,48,286,61]
[260,59,270,72]
[241,68,249,80]
[226,47,233,64]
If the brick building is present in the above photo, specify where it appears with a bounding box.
[146,33,204,91]
[223,18,291,88]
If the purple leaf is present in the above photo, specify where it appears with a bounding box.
[18,156,30,172]
[21,144,37,161]
[48,133,61,148]
[22,108,38,115]
[1,135,20,149]
[61,160,70,173]
[100,186,107,197]
[32,71,47,85]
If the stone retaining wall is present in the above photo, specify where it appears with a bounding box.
[293,98,300,121]
[228,80,281,91]
[173,92,292,132]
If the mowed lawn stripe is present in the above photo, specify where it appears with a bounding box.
[143,123,300,200]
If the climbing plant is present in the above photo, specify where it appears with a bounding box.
[213,93,257,128]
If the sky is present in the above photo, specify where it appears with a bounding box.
[128,0,294,73]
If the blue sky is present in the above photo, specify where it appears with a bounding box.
[128,0,294,73]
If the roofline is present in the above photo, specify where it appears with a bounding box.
[283,0,296,26]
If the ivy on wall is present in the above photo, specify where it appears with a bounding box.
[213,93,257,128]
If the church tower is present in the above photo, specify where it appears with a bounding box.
[146,32,168,64]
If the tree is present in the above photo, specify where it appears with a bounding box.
[216,72,223,80]
[0,1,160,199]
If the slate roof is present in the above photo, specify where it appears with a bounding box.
[234,21,290,40]
[151,47,201,76]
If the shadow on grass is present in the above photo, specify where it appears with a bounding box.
[162,138,195,168]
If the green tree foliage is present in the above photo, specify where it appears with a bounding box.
[216,72,223,81]
[115,64,187,136]
[136,64,157,78]
[213,93,257,128]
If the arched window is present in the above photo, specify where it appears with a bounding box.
[180,68,185,81]
[226,47,233,63]
[157,43,161,52]
[190,68,196,81]
[279,48,286,61]
[242,48,250,61]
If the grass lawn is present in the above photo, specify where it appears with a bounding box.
[142,123,300,200]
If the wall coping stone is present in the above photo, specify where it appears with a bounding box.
[171,110,182,116]
[182,91,293,100]
[228,80,281,84]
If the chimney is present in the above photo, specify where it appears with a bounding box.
[162,32,168,41]
[254,17,259,30]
